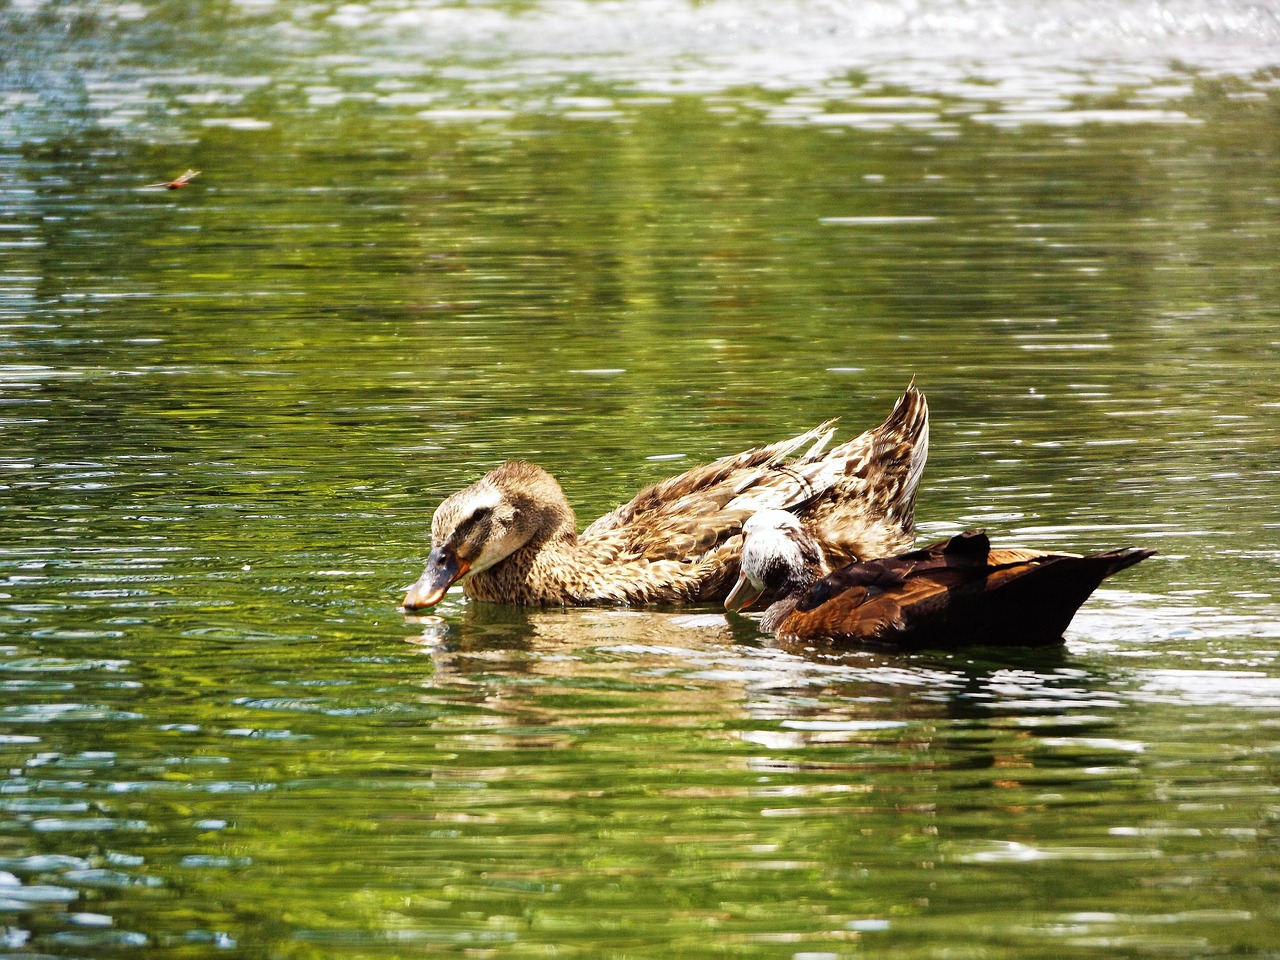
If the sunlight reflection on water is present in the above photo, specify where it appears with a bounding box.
[4,0,1280,144]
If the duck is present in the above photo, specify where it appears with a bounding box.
[402,386,929,610]
[725,510,1155,648]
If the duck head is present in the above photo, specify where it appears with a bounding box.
[403,461,575,610]
[725,509,825,612]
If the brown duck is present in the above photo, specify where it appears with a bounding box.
[402,386,929,609]
[725,510,1155,648]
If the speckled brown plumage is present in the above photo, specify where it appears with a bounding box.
[402,386,929,609]
[726,513,1154,649]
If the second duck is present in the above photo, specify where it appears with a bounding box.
[725,510,1154,648]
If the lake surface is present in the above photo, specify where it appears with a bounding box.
[2,1,1279,957]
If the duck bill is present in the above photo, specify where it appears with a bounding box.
[402,547,472,611]
[724,570,763,612]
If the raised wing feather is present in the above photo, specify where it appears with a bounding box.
[579,421,839,559]
[581,388,928,573]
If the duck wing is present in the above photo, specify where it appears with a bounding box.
[580,420,839,561]
[582,386,929,568]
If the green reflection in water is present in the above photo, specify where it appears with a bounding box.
[1,4,1279,956]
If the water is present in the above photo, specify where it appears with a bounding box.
[3,0,1280,956]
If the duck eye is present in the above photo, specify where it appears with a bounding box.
[469,505,493,525]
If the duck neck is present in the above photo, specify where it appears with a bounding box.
[465,517,581,605]
[760,567,822,632]
[760,594,802,633]
[465,529,707,606]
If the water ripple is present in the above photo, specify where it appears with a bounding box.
[0,704,143,723]
[4,0,1278,144]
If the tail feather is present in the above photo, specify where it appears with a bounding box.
[808,385,930,564]
[969,546,1156,643]
[880,384,929,528]
[1094,546,1158,579]
[830,385,929,519]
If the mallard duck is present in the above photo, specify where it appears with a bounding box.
[725,511,1154,648]
[402,386,929,610]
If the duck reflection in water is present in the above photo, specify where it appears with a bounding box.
[725,511,1154,649]
[403,386,928,610]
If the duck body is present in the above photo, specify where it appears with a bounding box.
[403,387,928,610]
[726,511,1154,649]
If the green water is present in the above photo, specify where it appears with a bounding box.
[3,1,1280,957]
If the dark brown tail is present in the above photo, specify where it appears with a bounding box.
[1092,546,1158,579]
[973,546,1156,645]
